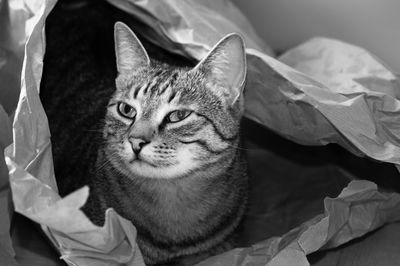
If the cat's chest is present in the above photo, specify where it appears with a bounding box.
[146,179,212,217]
[96,165,232,237]
[127,178,224,231]
[150,181,224,235]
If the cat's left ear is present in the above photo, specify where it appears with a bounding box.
[114,22,150,75]
[193,33,246,105]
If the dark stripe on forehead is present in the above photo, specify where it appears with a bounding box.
[123,79,135,96]
[131,70,180,101]
[154,69,163,77]
[132,70,163,99]
[159,71,179,96]
[133,83,145,99]
[145,70,163,95]
[168,91,177,103]
[143,71,164,97]
[143,82,151,95]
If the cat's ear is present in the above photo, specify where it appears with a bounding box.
[194,33,246,105]
[114,22,150,75]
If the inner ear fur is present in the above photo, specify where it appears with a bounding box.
[114,21,150,76]
[193,33,247,105]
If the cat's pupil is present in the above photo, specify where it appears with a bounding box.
[124,105,131,114]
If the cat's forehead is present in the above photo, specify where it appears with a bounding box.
[115,65,202,105]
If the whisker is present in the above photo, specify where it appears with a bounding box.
[221,141,264,152]
[82,119,107,133]
[95,151,118,174]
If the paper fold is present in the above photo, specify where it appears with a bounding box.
[196,181,400,266]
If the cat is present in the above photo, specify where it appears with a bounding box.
[40,1,248,265]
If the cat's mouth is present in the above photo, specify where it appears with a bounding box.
[129,155,158,168]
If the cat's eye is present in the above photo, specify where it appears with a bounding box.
[117,102,136,119]
[166,110,192,123]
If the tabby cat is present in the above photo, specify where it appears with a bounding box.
[40,1,248,265]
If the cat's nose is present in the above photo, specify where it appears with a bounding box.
[129,137,150,154]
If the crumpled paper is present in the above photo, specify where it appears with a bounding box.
[107,0,274,59]
[0,104,16,266]
[197,180,400,265]
[3,0,400,265]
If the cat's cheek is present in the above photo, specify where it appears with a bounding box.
[175,146,197,170]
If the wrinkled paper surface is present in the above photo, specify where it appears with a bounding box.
[197,180,400,266]
[2,0,400,265]
[0,104,16,266]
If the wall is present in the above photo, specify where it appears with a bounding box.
[232,0,400,73]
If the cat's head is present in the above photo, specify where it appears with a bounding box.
[103,22,246,179]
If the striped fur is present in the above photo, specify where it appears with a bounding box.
[40,2,247,265]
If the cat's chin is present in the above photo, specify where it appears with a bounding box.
[125,159,193,179]
[129,158,158,168]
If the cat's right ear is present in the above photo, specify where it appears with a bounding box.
[192,33,246,105]
[114,22,150,75]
